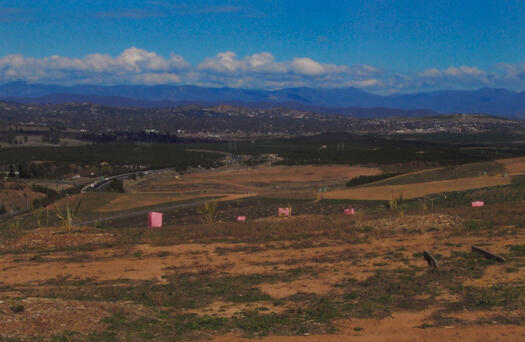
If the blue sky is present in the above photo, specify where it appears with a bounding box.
[1,0,525,93]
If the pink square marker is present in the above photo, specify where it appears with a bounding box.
[278,207,291,217]
[344,208,355,215]
[148,212,163,228]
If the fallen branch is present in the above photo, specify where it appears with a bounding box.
[472,246,505,263]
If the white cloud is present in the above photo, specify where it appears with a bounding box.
[2,48,525,92]
[290,57,348,76]
[345,79,382,88]
[198,51,239,73]
[290,57,326,76]
[444,66,485,78]
[197,51,288,74]
[418,65,488,81]
[0,47,189,85]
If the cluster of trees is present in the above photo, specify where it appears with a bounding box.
[0,182,81,216]
[42,131,60,144]
[79,131,178,143]
[8,162,73,179]
[346,173,400,187]
[106,178,125,193]
[30,184,81,208]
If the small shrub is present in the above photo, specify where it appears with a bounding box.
[54,199,82,232]
[198,201,219,224]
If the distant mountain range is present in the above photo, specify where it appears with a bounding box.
[1,81,525,118]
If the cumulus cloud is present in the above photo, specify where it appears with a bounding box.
[291,58,326,76]
[196,52,362,89]
[0,47,189,85]
[2,48,525,92]
[196,52,350,87]
[198,51,288,74]
[198,52,239,73]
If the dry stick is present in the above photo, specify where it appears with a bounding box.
[423,250,439,270]
[472,246,506,263]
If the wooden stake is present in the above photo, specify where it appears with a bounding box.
[423,250,439,270]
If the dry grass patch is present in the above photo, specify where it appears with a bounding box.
[186,300,288,318]
[0,226,115,252]
[325,175,510,200]
[210,309,525,342]
[497,157,525,175]
[129,165,381,199]
[160,165,382,185]
[0,182,45,213]
[0,209,522,340]
[97,192,218,212]
[0,297,144,340]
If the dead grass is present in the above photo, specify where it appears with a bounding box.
[128,165,381,199]
[154,165,382,185]
[498,157,525,175]
[1,170,525,341]
[97,192,256,213]
[0,226,115,253]
[324,175,510,200]
[0,182,45,213]
[0,297,144,339]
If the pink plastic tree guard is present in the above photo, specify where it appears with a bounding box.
[148,212,163,228]
[344,208,356,215]
[278,207,292,217]
[472,201,484,207]
[237,216,246,222]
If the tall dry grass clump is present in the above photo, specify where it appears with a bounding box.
[198,201,219,224]
[54,199,82,233]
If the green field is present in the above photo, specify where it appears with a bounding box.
[0,143,224,170]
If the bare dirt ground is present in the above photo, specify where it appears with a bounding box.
[1,161,525,341]
[0,209,523,341]
[211,312,525,342]
[128,165,382,200]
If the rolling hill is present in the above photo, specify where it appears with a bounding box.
[2,81,525,117]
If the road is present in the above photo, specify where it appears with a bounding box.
[81,168,174,193]
[74,193,256,227]
[74,197,212,226]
